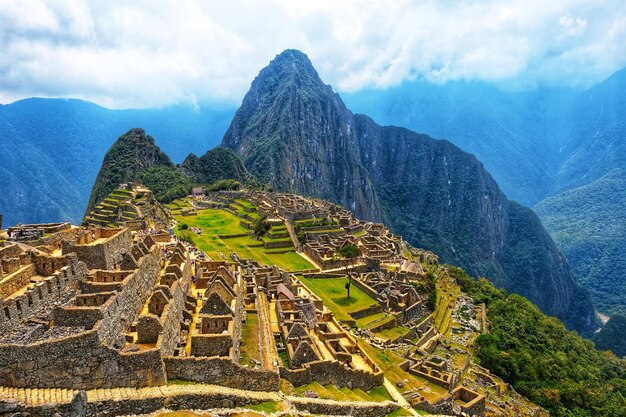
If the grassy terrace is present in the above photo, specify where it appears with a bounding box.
[280,379,392,403]
[374,325,410,341]
[173,206,313,271]
[297,276,378,322]
[240,310,261,366]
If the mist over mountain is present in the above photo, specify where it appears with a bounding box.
[0,98,234,227]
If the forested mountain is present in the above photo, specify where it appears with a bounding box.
[221,49,596,335]
[343,66,626,315]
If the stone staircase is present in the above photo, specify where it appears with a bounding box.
[0,386,77,406]
[0,384,281,407]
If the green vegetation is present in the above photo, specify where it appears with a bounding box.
[253,212,270,238]
[206,178,242,191]
[451,266,626,417]
[243,401,279,413]
[337,243,361,262]
[240,312,261,366]
[594,313,626,357]
[412,268,437,311]
[173,207,313,271]
[85,128,174,216]
[298,276,378,322]
[139,165,192,203]
[535,169,626,314]
[181,146,251,185]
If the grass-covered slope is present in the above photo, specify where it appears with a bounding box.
[535,169,626,313]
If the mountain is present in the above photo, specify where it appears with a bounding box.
[85,128,185,215]
[0,98,234,227]
[222,50,382,222]
[535,169,626,313]
[222,49,596,335]
[181,146,251,185]
[343,80,577,206]
[342,66,626,316]
[554,68,626,194]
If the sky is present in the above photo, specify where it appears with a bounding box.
[1,0,625,109]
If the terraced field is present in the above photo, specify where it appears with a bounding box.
[173,206,313,271]
[297,276,379,323]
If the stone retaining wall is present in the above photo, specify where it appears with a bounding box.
[289,397,398,417]
[164,356,280,391]
[280,359,384,391]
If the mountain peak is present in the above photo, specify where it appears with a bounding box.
[254,49,324,90]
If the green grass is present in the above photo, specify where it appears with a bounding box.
[374,325,410,341]
[298,276,378,322]
[173,206,313,271]
[243,401,279,413]
[293,381,391,402]
[355,312,387,329]
[240,312,261,366]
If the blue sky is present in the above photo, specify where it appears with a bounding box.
[1,0,625,108]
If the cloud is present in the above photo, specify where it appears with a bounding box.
[0,0,625,108]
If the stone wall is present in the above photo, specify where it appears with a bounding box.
[352,277,381,300]
[349,304,383,320]
[289,397,397,417]
[280,359,384,391]
[164,356,280,391]
[0,263,34,298]
[96,242,161,346]
[191,333,232,357]
[0,256,85,333]
[63,228,132,270]
[0,328,167,389]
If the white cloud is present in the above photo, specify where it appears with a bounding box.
[0,0,625,108]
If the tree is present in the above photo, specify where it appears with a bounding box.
[337,243,361,299]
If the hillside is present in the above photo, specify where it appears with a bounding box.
[594,313,626,357]
[0,98,233,227]
[343,68,626,317]
[85,128,187,215]
[222,49,595,335]
[344,81,574,206]
[535,169,626,313]
[180,146,251,185]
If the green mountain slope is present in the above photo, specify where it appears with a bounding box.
[594,313,626,357]
[452,268,626,416]
[181,146,251,185]
[222,49,596,335]
[85,128,186,216]
[535,169,626,313]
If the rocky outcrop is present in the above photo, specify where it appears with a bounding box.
[221,49,596,335]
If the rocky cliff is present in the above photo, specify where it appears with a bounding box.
[222,49,596,335]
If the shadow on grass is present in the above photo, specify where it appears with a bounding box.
[333,296,356,307]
